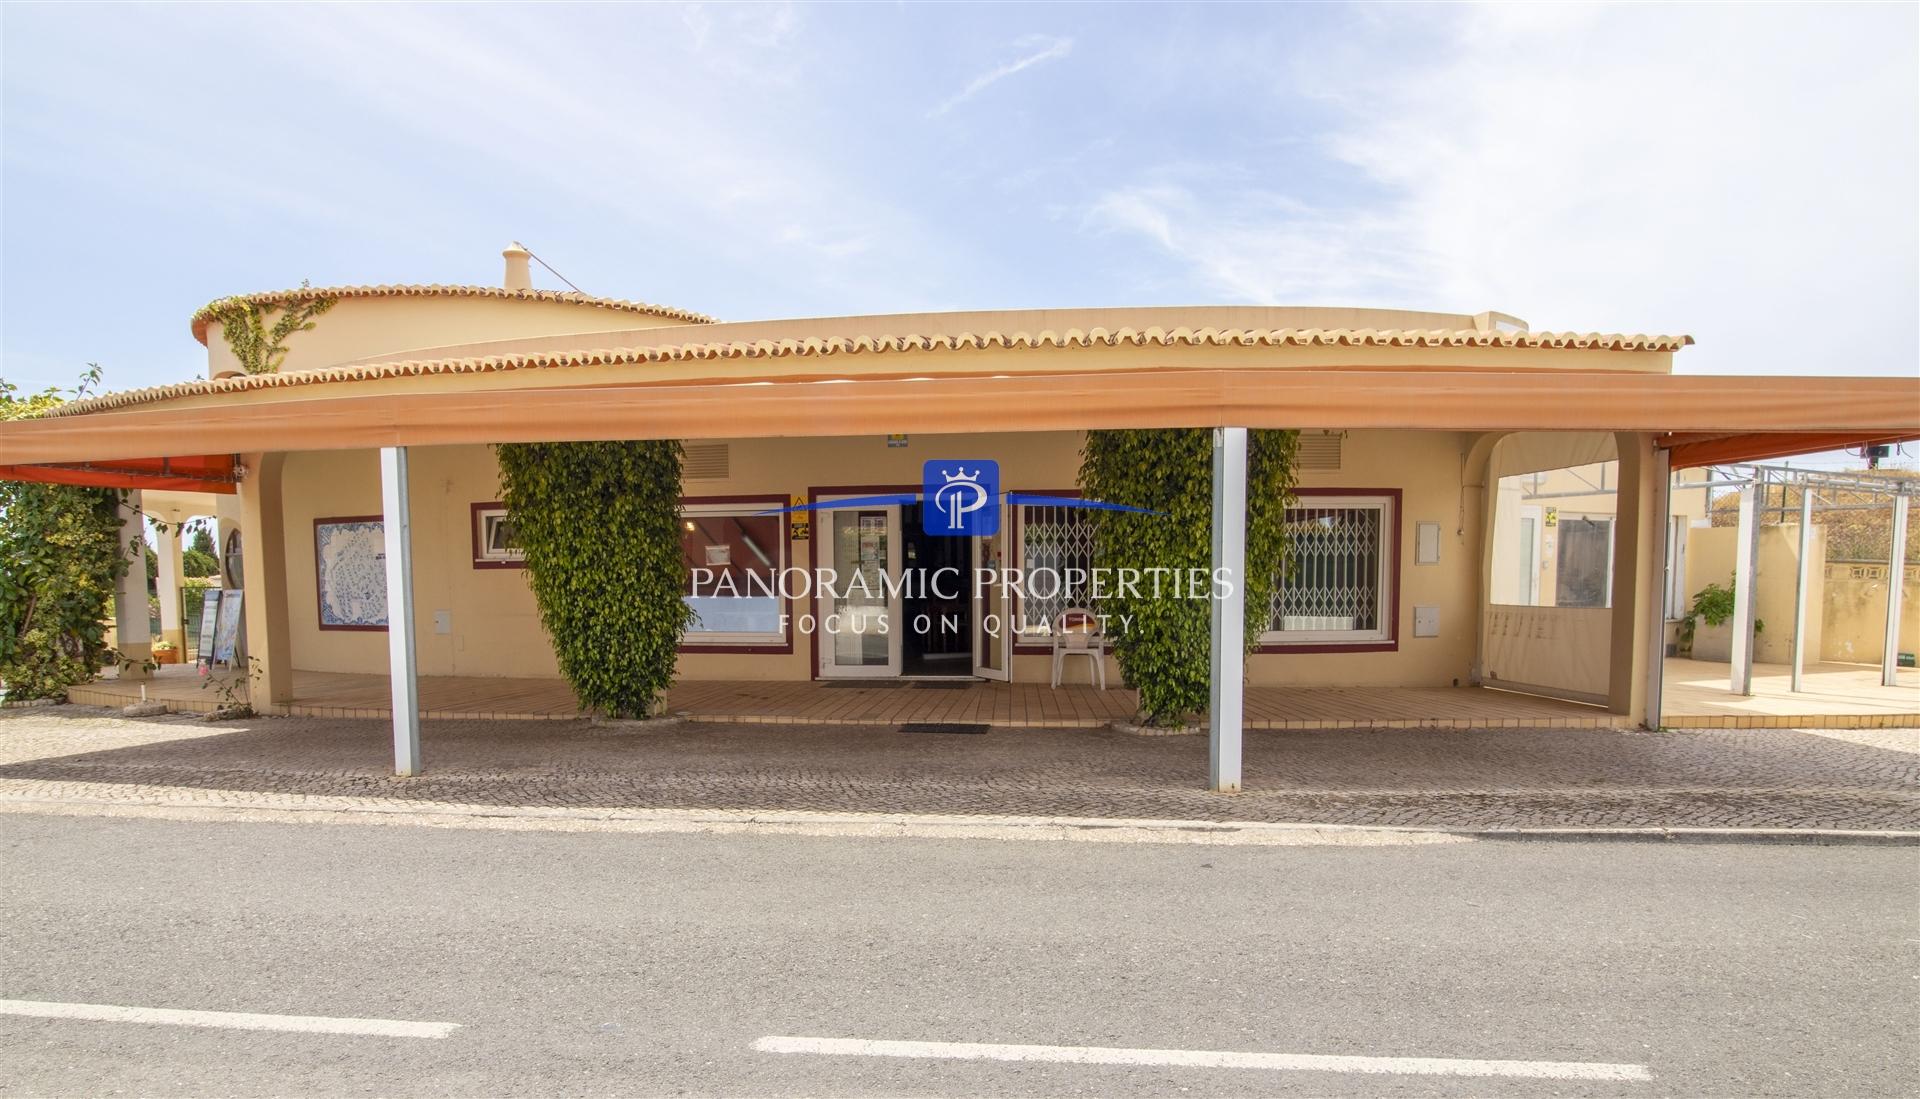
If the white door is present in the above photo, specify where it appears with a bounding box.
[971,507,1010,680]
[1519,505,1543,604]
[818,504,902,677]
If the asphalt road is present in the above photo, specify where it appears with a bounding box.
[2,814,1915,1097]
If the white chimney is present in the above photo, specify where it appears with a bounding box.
[503,241,532,290]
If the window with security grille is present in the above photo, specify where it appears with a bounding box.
[1266,495,1394,644]
[1015,501,1095,637]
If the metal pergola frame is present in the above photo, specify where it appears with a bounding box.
[1682,463,1914,695]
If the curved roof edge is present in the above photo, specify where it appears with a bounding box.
[189,284,716,343]
[47,324,1691,419]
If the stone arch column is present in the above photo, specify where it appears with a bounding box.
[1609,431,1663,720]
[237,451,293,709]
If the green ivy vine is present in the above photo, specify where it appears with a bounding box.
[495,440,691,718]
[1,366,130,700]
[1078,428,1298,726]
[206,285,335,374]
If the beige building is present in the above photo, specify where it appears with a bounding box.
[4,246,1915,785]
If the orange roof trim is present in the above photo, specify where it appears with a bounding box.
[189,284,716,343]
[50,325,1693,418]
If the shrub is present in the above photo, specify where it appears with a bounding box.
[0,370,128,700]
[495,440,691,718]
[1078,428,1298,725]
[1679,578,1764,652]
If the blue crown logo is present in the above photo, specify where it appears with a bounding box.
[924,460,999,536]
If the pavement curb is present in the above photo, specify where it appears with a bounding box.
[1,793,1914,847]
[1461,826,1920,846]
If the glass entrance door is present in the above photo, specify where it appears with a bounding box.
[818,505,902,677]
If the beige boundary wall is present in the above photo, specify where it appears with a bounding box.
[1684,523,1916,666]
[1819,560,1918,665]
[275,428,1489,688]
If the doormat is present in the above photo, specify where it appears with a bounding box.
[912,680,977,690]
[901,722,990,734]
[822,680,910,689]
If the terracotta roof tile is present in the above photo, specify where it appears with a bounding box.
[43,325,1690,419]
[189,284,714,342]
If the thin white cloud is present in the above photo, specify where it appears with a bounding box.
[1083,5,1919,377]
[928,35,1074,118]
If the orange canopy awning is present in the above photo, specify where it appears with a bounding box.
[0,453,237,494]
[1,369,1915,469]
[1661,431,1920,467]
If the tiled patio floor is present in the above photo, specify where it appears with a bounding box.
[1662,659,1920,728]
[70,666,1617,729]
[66,659,1919,730]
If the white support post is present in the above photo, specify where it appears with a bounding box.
[1883,494,1909,687]
[1209,427,1247,794]
[380,446,421,777]
[1642,448,1672,730]
[1791,487,1814,693]
[155,518,184,637]
[1729,483,1759,696]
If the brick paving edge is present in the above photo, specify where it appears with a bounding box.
[1,794,1913,847]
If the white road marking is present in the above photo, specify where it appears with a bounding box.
[752,1036,1653,1081]
[0,999,459,1039]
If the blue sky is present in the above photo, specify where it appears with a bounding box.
[3,2,1917,399]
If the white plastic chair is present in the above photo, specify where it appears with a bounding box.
[1050,608,1107,689]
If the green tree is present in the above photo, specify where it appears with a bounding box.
[190,527,215,556]
[0,367,130,700]
[1078,428,1298,726]
[182,547,221,577]
[495,440,691,718]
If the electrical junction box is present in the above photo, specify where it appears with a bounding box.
[433,610,452,635]
[1413,606,1440,638]
[1415,521,1441,565]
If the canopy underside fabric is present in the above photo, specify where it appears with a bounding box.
[0,368,1914,470]
[1660,431,1919,467]
[0,454,237,494]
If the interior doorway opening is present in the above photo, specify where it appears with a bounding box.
[901,503,974,677]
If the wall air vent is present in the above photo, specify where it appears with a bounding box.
[1298,431,1343,472]
[683,443,730,480]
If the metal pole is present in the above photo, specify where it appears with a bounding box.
[381,446,422,776]
[1209,427,1247,794]
[1730,483,1759,696]
[1883,495,1909,687]
[1791,488,1814,692]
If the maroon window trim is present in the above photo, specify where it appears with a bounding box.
[679,494,795,655]
[805,484,922,679]
[1256,487,1402,655]
[314,515,388,632]
[470,501,526,570]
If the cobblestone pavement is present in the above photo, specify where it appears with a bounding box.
[2,705,1916,830]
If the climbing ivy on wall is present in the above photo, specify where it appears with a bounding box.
[0,368,130,700]
[205,286,336,374]
[1078,428,1298,726]
[495,440,691,719]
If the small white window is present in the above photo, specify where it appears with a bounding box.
[473,506,524,564]
[1264,494,1395,646]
